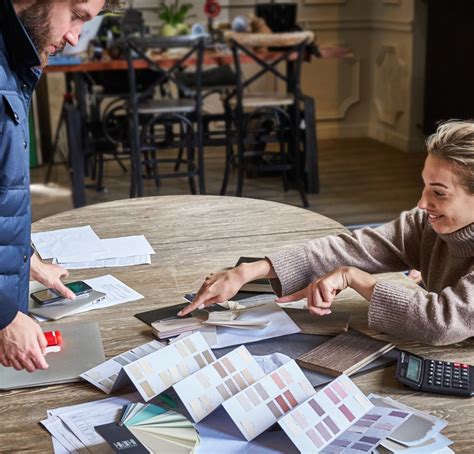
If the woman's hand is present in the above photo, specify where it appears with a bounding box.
[276,266,377,315]
[30,255,75,300]
[178,259,276,316]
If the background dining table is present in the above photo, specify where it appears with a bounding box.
[0,195,472,452]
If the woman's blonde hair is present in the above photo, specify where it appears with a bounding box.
[426,120,474,194]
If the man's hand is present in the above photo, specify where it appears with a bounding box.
[0,312,49,372]
[30,254,75,300]
[276,266,377,315]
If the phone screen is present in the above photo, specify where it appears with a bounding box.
[66,281,92,294]
[32,288,62,303]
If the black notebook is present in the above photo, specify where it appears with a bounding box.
[135,302,228,326]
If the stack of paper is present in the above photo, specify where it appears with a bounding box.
[32,225,155,269]
[41,393,139,453]
[29,275,144,321]
[151,305,270,340]
[96,403,200,453]
[370,394,453,453]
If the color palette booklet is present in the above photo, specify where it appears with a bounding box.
[81,332,217,400]
[81,334,413,453]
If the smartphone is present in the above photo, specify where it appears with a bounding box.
[31,281,93,306]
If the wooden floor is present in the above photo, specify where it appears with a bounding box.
[30,137,426,226]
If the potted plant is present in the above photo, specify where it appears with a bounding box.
[158,0,194,36]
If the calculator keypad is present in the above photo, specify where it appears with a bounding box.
[426,360,470,391]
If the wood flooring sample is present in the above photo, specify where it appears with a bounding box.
[296,330,394,376]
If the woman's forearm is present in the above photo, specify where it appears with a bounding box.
[236,258,277,283]
[346,266,378,301]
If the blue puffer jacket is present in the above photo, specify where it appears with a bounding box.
[0,0,42,329]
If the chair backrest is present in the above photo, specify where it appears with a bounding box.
[225,34,312,112]
[125,35,205,105]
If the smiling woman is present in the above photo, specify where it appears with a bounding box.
[180,121,474,346]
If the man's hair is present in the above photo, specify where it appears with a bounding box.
[426,120,474,194]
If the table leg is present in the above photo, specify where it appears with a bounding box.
[302,95,319,194]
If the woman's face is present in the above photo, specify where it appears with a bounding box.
[418,154,474,234]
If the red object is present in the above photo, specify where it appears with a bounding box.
[462,364,469,369]
[454,363,460,368]
[204,0,221,19]
[44,330,63,346]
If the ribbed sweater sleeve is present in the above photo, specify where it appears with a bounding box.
[267,208,425,296]
[369,271,474,345]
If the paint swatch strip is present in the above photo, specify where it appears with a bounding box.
[222,359,316,441]
[123,332,216,401]
[173,345,265,422]
[81,340,164,393]
[321,405,411,453]
[278,375,374,453]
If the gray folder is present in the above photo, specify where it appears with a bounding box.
[0,320,105,390]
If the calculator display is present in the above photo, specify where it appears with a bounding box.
[406,356,422,382]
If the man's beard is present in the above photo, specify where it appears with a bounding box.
[18,1,63,66]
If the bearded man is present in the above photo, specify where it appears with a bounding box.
[0,0,119,372]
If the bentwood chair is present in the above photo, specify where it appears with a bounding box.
[124,35,205,197]
[221,33,313,207]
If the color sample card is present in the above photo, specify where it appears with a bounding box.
[321,405,411,453]
[222,360,316,440]
[174,346,265,423]
[124,332,216,401]
[278,375,374,453]
[81,341,164,394]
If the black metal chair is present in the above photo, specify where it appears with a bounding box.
[124,35,206,197]
[221,35,313,207]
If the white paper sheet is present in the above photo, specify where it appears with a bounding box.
[42,394,139,453]
[368,394,447,447]
[380,433,453,453]
[254,352,292,375]
[45,394,139,453]
[210,300,300,349]
[55,254,151,270]
[55,235,155,263]
[32,225,104,260]
[81,275,144,310]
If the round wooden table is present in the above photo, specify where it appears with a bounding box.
[1,195,472,452]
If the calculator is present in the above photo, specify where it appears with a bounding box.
[396,350,473,397]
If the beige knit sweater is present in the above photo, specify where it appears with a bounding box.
[267,208,474,345]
